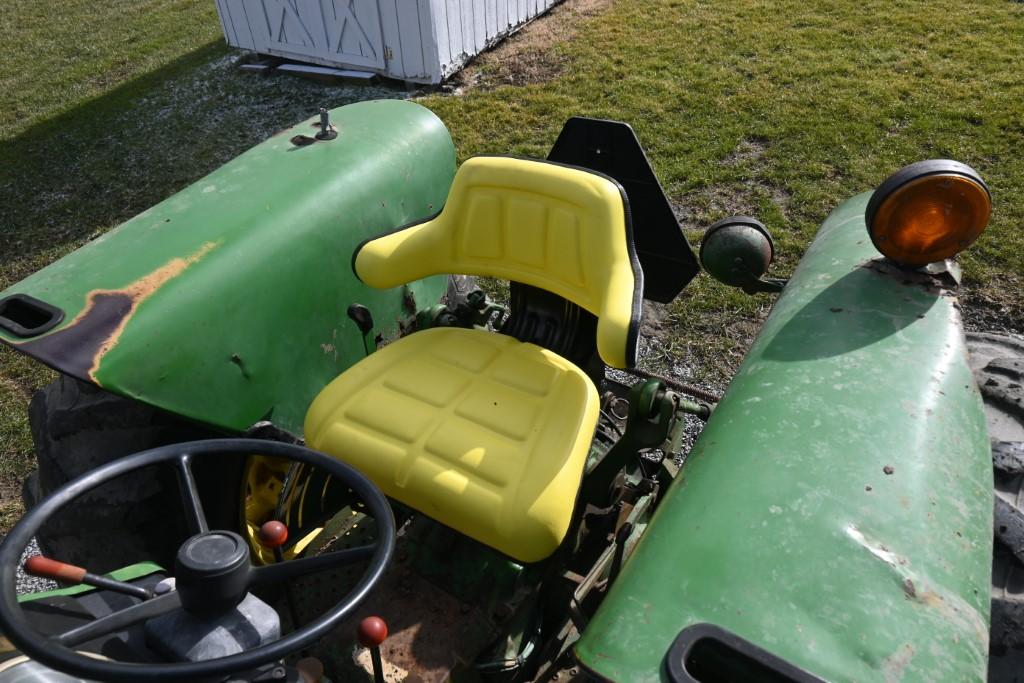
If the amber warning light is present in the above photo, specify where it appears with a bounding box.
[865,160,991,267]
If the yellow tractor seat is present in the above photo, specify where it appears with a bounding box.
[305,327,599,563]
[305,156,642,563]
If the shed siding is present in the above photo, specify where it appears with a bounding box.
[214,0,565,84]
[377,2,401,76]
[418,0,443,84]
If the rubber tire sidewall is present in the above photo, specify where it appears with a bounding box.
[25,376,239,573]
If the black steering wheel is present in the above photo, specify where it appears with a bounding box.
[0,438,395,682]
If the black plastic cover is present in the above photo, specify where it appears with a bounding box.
[664,623,827,683]
[174,531,251,615]
[0,293,64,338]
[548,117,700,303]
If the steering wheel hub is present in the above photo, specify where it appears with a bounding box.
[175,531,250,614]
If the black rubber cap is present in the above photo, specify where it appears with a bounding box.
[178,532,247,574]
[175,531,250,614]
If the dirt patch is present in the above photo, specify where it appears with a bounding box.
[723,137,769,167]
[448,0,614,91]
[672,181,793,228]
[961,278,1024,336]
[672,137,792,228]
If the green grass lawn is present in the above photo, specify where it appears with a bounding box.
[1,0,224,141]
[424,0,1024,333]
[2,0,1023,527]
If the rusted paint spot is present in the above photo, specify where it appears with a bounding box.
[882,643,915,683]
[916,590,946,609]
[18,242,219,383]
[861,258,960,295]
[846,524,989,652]
[401,286,417,315]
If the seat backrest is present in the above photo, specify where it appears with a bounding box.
[353,156,643,368]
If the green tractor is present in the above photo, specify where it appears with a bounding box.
[0,99,1020,682]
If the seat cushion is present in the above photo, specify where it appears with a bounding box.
[304,327,600,563]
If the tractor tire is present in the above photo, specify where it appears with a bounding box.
[966,332,1024,675]
[445,274,477,307]
[24,375,236,573]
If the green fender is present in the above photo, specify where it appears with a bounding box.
[0,100,454,434]
[576,193,992,681]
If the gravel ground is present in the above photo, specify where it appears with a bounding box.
[13,538,56,595]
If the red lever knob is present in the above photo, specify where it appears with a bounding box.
[357,616,388,648]
[258,520,288,549]
[25,555,87,584]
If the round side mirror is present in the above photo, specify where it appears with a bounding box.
[699,216,781,293]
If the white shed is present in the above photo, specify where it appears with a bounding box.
[214,0,564,84]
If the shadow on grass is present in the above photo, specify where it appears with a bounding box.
[0,40,230,273]
[0,39,408,285]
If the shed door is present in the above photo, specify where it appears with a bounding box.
[250,0,386,70]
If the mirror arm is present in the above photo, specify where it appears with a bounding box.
[741,277,786,294]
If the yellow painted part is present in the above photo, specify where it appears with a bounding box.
[355,156,638,368]
[304,327,600,563]
[242,456,322,564]
[244,521,322,565]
